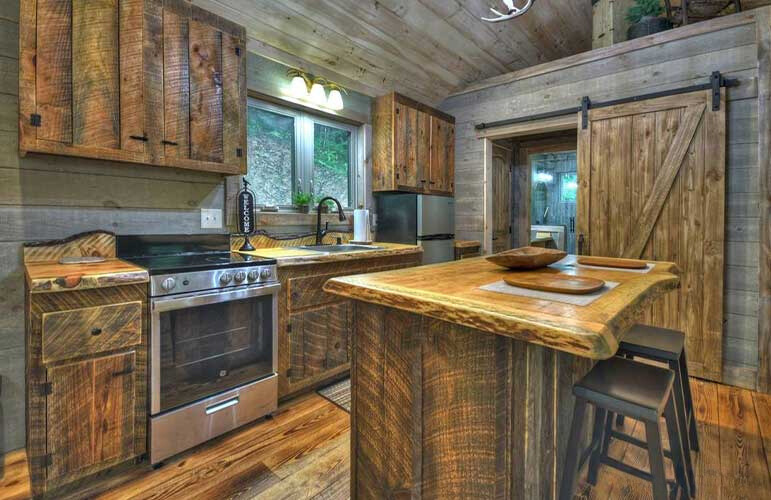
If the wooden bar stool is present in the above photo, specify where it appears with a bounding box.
[559,357,692,500]
[616,324,699,455]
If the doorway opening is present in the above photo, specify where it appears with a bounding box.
[491,132,577,254]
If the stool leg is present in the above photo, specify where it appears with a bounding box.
[664,394,693,498]
[601,411,614,458]
[588,407,607,485]
[616,354,633,428]
[644,419,669,500]
[560,398,589,500]
[679,351,699,452]
[670,359,695,494]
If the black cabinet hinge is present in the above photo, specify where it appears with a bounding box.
[41,382,52,395]
[236,148,243,158]
[31,454,53,468]
[30,114,41,127]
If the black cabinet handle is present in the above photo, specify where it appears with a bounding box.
[429,181,436,185]
[91,327,102,336]
[129,135,148,142]
[161,140,178,146]
[112,367,135,377]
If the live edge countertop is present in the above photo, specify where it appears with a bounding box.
[25,259,150,293]
[238,242,422,267]
[324,257,680,359]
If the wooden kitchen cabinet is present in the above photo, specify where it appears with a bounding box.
[277,252,423,399]
[25,284,148,496]
[19,0,246,175]
[373,92,455,196]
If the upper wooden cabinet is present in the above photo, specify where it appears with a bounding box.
[373,93,455,196]
[19,0,246,175]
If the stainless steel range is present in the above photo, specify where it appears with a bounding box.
[118,235,279,465]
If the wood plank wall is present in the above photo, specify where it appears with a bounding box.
[440,13,763,391]
[0,2,370,454]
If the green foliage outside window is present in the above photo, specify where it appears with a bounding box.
[626,0,664,23]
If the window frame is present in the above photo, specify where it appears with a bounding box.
[247,98,359,210]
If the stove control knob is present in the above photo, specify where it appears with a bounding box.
[220,273,233,284]
[248,270,259,281]
[161,277,176,291]
[234,271,246,283]
[260,268,273,280]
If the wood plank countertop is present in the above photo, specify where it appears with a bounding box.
[25,259,149,293]
[238,242,422,267]
[454,240,481,249]
[324,256,680,359]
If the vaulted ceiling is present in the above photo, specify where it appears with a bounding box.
[193,0,592,105]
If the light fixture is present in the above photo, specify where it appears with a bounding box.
[289,75,309,98]
[327,89,344,110]
[309,80,327,105]
[285,69,347,111]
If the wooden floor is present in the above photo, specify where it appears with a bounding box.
[1,380,769,499]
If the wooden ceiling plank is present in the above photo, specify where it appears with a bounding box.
[194,0,443,103]
[278,0,466,90]
[416,0,537,69]
[374,0,511,78]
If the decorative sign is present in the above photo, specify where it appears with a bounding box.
[237,178,256,252]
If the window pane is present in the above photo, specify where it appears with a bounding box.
[246,107,295,206]
[313,123,351,208]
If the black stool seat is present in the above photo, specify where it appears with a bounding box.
[620,324,684,361]
[560,357,693,500]
[574,357,674,420]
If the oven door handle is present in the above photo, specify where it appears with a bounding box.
[152,283,281,312]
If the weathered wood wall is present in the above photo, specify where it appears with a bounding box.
[0,2,370,454]
[440,12,763,390]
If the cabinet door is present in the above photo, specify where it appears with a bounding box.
[430,116,455,194]
[394,103,430,190]
[46,352,136,482]
[23,0,146,161]
[161,3,246,173]
[288,302,352,383]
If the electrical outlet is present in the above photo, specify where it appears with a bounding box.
[201,208,223,229]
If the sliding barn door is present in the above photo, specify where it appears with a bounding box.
[577,90,725,381]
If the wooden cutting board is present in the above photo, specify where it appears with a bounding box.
[577,256,648,269]
[503,273,606,295]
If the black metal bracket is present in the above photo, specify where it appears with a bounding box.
[711,71,723,111]
[30,113,41,127]
[581,96,592,130]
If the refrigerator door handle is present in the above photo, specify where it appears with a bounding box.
[417,234,455,241]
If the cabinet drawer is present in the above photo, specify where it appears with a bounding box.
[42,301,142,363]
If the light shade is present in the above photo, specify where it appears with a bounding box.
[327,89,344,110]
[309,82,327,105]
[289,76,308,98]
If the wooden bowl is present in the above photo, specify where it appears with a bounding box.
[486,246,567,270]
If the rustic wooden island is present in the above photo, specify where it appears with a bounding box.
[323,257,680,499]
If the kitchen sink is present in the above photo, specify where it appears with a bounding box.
[297,244,384,253]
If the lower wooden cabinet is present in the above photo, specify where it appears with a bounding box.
[26,284,147,496]
[277,253,422,399]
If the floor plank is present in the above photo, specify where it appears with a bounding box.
[2,380,771,500]
[717,384,771,499]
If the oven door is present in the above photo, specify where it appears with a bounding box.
[150,283,279,415]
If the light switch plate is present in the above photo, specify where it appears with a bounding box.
[201,208,223,229]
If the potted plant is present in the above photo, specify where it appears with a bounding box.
[626,0,672,40]
[293,191,313,214]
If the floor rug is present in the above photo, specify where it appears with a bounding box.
[317,378,351,413]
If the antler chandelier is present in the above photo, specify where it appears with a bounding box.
[481,0,535,22]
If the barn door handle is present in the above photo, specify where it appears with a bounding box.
[577,233,585,255]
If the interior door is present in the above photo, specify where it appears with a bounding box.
[577,90,725,381]
[492,144,512,254]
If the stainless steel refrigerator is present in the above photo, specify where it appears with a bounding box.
[375,194,455,264]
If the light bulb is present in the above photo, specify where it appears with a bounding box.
[309,82,327,105]
[327,89,344,110]
[289,76,308,98]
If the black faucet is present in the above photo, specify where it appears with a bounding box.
[315,197,347,245]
